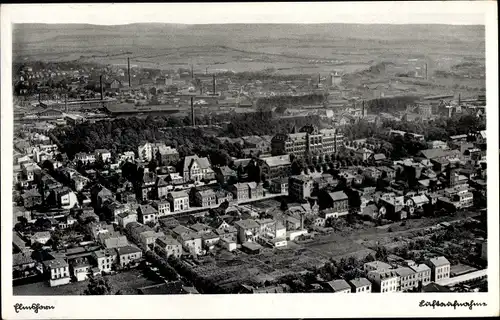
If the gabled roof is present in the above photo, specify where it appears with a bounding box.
[428,256,450,267]
[328,191,348,202]
[326,279,351,292]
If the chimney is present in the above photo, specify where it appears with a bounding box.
[362,100,365,117]
[191,65,194,79]
[300,214,304,230]
[425,63,428,80]
[127,57,131,87]
[458,93,461,106]
[99,75,104,100]
[191,97,195,126]
[212,74,216,95]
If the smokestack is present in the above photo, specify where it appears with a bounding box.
[191,65,194,79]
[191,97,195,126]
[425,63,428,80]
[212,74,216,95]
[127,57,131,87]
[458,93,461,106]
[362,100,365,117]
[99,75,104,100]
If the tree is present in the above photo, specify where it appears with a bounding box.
[375,246,388,262]
[83,275,112,295]
[280,199,289,211]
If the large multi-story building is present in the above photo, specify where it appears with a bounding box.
[271,125,344,157]
[288,175,314,201]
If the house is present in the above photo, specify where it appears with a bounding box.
[103,200,130,222]
[74,152,96,164]
[322,191,349,217]
[92,249,117,273]
[214,188,234,205]
[257,155,291,179]
[43,259,71,287]
[171,225,203,255]
[426,256,450,282]
[182,155,214,182]
[194,188,217,207]
[371,153,387,164]
[421,282,451,293]
[156,145,180,165]
[324,279,351,293]
[367,270,400,293]
[234,219,260,244]
[137,204,158,225]
[348,277,372,293]
[408,262,431,287]
[247,182,264,199]
[13,253,36,278]
[288,175,314,201]
[138,171,157,201]
[115,245,143,268]
[86,222,114,241]
[202,232,221,250]
[95,149,112,162]
[155,236,182,258]
[354,148,374,162]
[427,140,448,150]
[168,190,190,212]
[22,189,42,209]
[229,183,250,201]
[31,231,51,245]
[395,267,418,292]
[190,223,213,235]
[364,260,393,273]
[98,231,129,249]
[151,200,171,218]
[70,259,92,282]
[270,178,289,194]
[117,212,138,229]
[214,166,237,185]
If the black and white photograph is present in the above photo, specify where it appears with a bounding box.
[1,2,498,319]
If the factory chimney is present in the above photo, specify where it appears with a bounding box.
[212,74,216,95]
[127,57,131,87]
[362,100,365,117]
[191,65,194,79]
[458,93,461,106]
[425,63,428,80]
[99,75,104,100]
[191,96,195,126]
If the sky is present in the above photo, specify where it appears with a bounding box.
[2,2,487,25]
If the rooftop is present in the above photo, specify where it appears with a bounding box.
[326,279,351,292]
[428,256,450,267]
[115,245,142,255]
[348,277,371,288]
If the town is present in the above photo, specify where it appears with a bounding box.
[12,56,487,295]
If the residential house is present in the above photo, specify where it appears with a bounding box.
[98,231,129,249]
[43,259,71,287]
[116,211,138,229]
[194,188,217,207]
[115,245,143,268]
[214,166,237,186]
[31,231,51,245]
[395,267,418,292]
[92,249,117,273]
[139,171,157,201]
[137,204,158,225]
[257,155,291,179]
[70,259,91,282]
[407,261,431,287]
[270,177,289,194]
[367,270,400,293]
[348,277,372,293]
[322,191,349,217]
[364,261,393,273]
[155,236,183,258]
[202,232,221,250]
[288,175,314,201]
[234,219,260,244]
[74,152,96,164]
[426,256,450,282]
[325,279,351,293]
[171,225,203,255]
[156,175,171,199]
[248,182,264,199]
[182,155,214,182]
[95,149,112,162]
[214,188,234,205]
[229,183,250,201]
[156,145,180,165]
[22,189,42,209]
[168,190,190,212]
[354,148,374,162]
[151,200,171,218]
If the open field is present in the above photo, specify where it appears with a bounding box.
[13,268,160,296]
[13,23,485,79]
